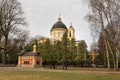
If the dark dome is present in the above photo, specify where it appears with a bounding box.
[51,21,67,31]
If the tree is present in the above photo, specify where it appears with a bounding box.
[52,41,62,68]
[61,32,69,70]
[0,0,26,64]
[0,33,2,46]
[86,0,120,70]
[5,29,29,64]
[39,39,51,64]
[68,38,77,66]
[98,27,119,69]
[76,41,88,66]
[48,41,62,69]
[97,34,107,66]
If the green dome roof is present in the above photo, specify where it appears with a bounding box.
[51,21,67,31]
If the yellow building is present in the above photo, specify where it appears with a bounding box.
[50,16,75,42]
[17,16,87,68]
[38,37,48,44]
[18,45,42,68]
[38,16,87,47]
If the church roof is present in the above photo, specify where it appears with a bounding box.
[51,21,67,31]
[50,16,67,31]
[18,50,41,56]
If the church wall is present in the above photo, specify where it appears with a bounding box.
[18,56,34,67]
[38,38,47,44]
[51,28,67,41]
[34,56,42,67]
[18,56,42,68]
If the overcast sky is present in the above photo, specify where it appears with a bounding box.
[18,0,92,50]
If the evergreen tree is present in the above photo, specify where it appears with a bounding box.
[53,41,62,65]
[40,39,51,64]
[68,38,77,66]
[61,32,69,70]
[76,41,88,66]
[38,39,62,69]
[48,42,61,69]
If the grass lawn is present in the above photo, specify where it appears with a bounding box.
[0,70,120,80]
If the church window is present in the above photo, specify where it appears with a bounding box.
[24,61,30,65]
[58,32,60,37]
[36,61,40,65]
[69,31,71,37]
[54,32,56,37]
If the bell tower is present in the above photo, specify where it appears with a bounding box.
[68,22,75,41]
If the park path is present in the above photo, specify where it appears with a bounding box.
[0,67,120,74]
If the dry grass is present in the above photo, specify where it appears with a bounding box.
[0,67,120,80]
[0,70,120,80]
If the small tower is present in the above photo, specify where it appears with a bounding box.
[33,44,37,52]
[68,22,75,40]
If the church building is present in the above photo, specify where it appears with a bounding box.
[49,16,87,47]
[18,15,87,68]
[37,15,87,47]
[50,16,75,42]
[18,45,42,68]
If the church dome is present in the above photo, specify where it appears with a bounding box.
[50,16,67,31]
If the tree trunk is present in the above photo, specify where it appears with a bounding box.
[107,41,116,70]
[52,62,56,69]
[2,37,8,65]
[115,49,119,71]
[2,52,6,65]
[105,40,110,70]
[65,65,67,70]
[62,62,64,70]
[65,62,68,70]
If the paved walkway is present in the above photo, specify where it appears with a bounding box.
[0,67,120,74]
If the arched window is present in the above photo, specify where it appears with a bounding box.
[69,31,71,37]
[58,32,60,37]
[54,32,55,37]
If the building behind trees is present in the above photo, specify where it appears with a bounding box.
[26,16,88,69]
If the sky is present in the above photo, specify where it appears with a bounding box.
[18,0,92,50]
